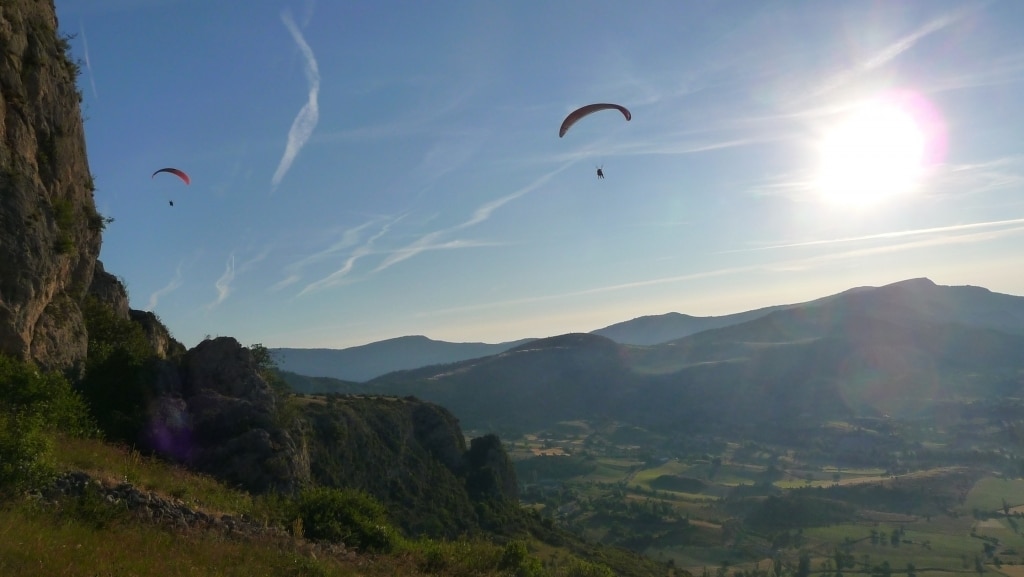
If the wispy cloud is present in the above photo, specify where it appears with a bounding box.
[315,89,474,144]
[416,219,1024,320]
[289,218,384,272]
[79,21,98,99]
[417,265,759,319]
[299,0,316,27]
[274,216,395,294]
[208,253,235,310]
[372,162,574,273]
[270,274,300,292]
[271,9,320,191]
[415,129,487,183]
[147,261,185,310]
[212,247,271,303]
[293,162,573,296]
[929,156,1024,197]
[810,10,967,99]
[729,217,1024,252]
[762,223,1024,272]
[298,219,398,295]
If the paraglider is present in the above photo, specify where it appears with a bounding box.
[559,103,631,138]
[152,167,191,185]
[152,167,190,207]
[596,165,604,179]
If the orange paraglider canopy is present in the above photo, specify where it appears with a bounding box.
[151,167,191,185]
[559,103,631,138]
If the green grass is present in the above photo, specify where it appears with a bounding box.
[53,436,259,517]
[965,478,1024,512]
[632,460,692,485]
[0,501,363,577]
[22,435,645,577]
[578,458,644,483]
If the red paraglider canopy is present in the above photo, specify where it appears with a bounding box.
[151,167,191,185]
[559,103,631,138]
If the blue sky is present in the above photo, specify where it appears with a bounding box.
[55,0,1024,349]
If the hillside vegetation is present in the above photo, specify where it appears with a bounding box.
[0,345,672,576]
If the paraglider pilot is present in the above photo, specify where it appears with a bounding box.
[596,166,604,179]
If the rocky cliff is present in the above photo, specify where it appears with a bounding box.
[301,393,520,536]
[0,0,103,374]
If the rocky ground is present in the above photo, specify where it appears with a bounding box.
[30,471,355,560]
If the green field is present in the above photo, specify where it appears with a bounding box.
[514,419,1024,577]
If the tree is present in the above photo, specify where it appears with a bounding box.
[78,296,157,443]
[0,355,94,496]
[796,554,811,577]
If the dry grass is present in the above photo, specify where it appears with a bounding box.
[52,436,258,517]
[7,436,553,577]
[0,502,367,577]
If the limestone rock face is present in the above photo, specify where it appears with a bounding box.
[0,1,102,373]
[172,337,309,494]
[88,260,129,321]
[465,434,519,502]
[130,309,186,360]
[411,400,468,474]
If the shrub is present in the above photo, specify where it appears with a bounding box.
[556,557,616,577]
[294,487,399,552]
[499,539,545,577]
[0,354,95,496]
[413,538,504,575]
[78,296,157,443]
[0,412,55,496]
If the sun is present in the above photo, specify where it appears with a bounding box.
[815,99,926,208]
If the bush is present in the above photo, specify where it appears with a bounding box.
[0,355,94,436]
[0,412,55,496]
[78,296,156,443]
[0,354,95,496]
[294,487,399,552]
[556,557,616,577]
[499,539,545,577]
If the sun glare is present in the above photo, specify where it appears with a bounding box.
[815,99,927,208]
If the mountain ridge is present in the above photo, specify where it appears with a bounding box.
[275,277,1024,382]
[282,277,1024,438]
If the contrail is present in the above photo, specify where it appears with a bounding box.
[730,217,1024,252]
[272,9,320,190]
[80,21,98,98]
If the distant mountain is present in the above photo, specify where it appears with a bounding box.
[284,278,1024,439]
[590,307,787,345]
[589,277,1024,345]
[271,335,535,382]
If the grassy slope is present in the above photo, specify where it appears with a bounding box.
[0,435,675,577]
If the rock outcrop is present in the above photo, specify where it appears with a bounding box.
[465,433,519,502]
[302,394,519,536]
[87,260,129,320]
[0,0,103,373]
[130,309,186,359]
[38,471,353,559]
[145,337,310,494]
